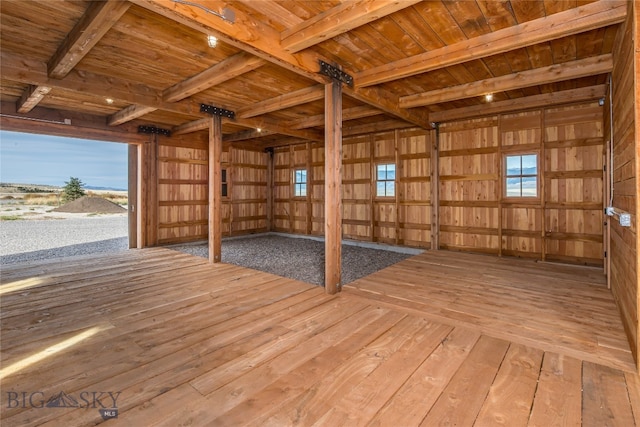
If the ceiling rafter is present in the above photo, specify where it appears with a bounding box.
[286,105,381,130]
[429,85,607,123]
[223,128,275,143]
[356,0,627,87]
[280,0,421,52]
[237,85,325,119]
[1,52,205,118]
[16,85,52,114]
[108,105,158,126]
[400,54,613,108]
[16,0,130,115]
[129,0,431,129]
[48,0,131,79]
[164,52,266,103]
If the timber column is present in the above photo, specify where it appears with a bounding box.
[324,79,343,293]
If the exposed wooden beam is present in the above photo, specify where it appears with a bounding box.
[344,85,429,126]
[324,81,342,294]
[208,115,222,263]
[2,52,205,118]
[357,0,627,87]
[171,118,210,136]
[286,105,381,129]
[430,85,607,123]
[223,128,274,143]
[16,85,51,113]
[129,0,430,128]
[281,0,421,52]
[237,85,325,119]
[344,119,412,137]
[0,101,147,144]
[48,0,131,79]
[163,52,265,102]
[400,54,613,108]
[108,104,157,126]
[239,117,324,142]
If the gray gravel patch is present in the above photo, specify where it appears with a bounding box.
[1,216,128,264]
[171,234,417,286]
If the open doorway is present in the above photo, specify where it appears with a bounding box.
[0,131,130,264]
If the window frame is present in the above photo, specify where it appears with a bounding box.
[375,163,396,199]
[503,152,540,200]
[293,168,307,198]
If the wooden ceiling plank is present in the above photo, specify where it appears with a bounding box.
[108,104,158,126]
[48,0,131,79]
[16,85,52,113]
[399,54,612,108]
[356,0,626,87]
[129,0,430,128]
[163,52,266,102]
[237,85,325,119]
[280,0,421,52]
[429,85,607,123]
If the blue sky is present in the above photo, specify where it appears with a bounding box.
[0,131,128,190]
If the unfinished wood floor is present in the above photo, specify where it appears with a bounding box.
[1,248,639,426]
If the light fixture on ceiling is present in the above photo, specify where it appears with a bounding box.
[256,128,262,133]
[207,35,218,48]
[485,93,493,102]
[105,98,114,105]
[172,0,235,24]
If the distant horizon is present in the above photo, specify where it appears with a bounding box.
[0,131,128,189]
[0,181,127,192]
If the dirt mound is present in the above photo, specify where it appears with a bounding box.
[53,196,126,214]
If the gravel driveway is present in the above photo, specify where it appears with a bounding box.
[0,216,128,264]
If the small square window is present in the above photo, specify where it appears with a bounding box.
[221,168,228,197]
[294,169,307,197]
[505,154,537,198]
[376,164,395,197]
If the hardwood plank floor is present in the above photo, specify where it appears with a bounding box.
[1,248,638,426]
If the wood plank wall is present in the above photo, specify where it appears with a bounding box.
[272,129,432,249]
[609,1,639,368]
[271,102,603,264]
[156,135,268,245]
[438,104,604,266]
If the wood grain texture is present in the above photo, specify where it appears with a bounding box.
[1,249,638,425]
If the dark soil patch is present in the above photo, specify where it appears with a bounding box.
[53,196,126,214]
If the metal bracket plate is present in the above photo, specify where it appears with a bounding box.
[138,125,171,136]
[319,60,354,87]
[200,104,235,119]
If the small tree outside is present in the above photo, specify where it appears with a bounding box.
[62,177,86,203]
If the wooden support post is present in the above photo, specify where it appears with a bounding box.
[325,80,343,294]
[142,136,158,247]
[430,125,440,250]
[209,115,222,263]
[266,148,274,231]
[128,144,138,249]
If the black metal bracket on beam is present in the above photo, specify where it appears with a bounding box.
[319,60,353,87]
[138,125,171,136]
[200,103,235,119]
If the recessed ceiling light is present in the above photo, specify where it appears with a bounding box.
[256,128,262,133]
[105,98,114,105]
[485,93,493,102]
[207,35,218,48]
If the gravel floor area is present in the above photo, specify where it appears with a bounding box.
[171,234,418,286]
[0,216,128,264]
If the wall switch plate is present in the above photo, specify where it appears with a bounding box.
[620,213,632,227]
